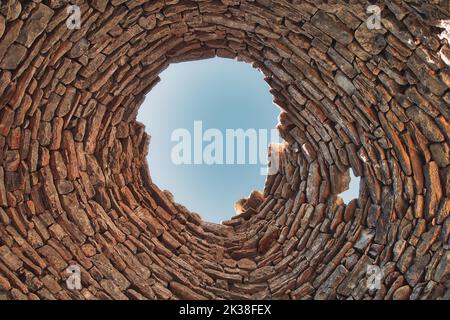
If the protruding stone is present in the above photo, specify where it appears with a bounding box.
[355,22,387,55]
[406,106,444,142]
[329,165,350,195]
[16,4,54,48]
[258,225,279,254]
[423,162,443,221]
[392,285,411,300]
[0,44,27,69]
[311,11,353,45]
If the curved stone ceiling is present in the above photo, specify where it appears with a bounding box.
[0,0,449,300]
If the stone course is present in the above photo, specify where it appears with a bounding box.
[0,0,449,300]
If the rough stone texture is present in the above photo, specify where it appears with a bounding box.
[0,0,448,300]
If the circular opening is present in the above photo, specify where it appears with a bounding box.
[137,58,282,223]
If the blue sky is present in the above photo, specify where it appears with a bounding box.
[137,57,360,223]
[137,58,281,223]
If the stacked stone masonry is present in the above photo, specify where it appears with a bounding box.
[0,0,449,300]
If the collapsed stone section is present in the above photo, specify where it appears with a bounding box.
[0,0,449,300]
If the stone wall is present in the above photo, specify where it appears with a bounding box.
[0,0,448,300]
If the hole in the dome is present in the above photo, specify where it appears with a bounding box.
[339,171,361,204]
[137,57,282,224]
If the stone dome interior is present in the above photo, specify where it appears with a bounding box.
[0,0,448,300]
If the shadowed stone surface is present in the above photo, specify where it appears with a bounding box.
[0,0,448,300]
